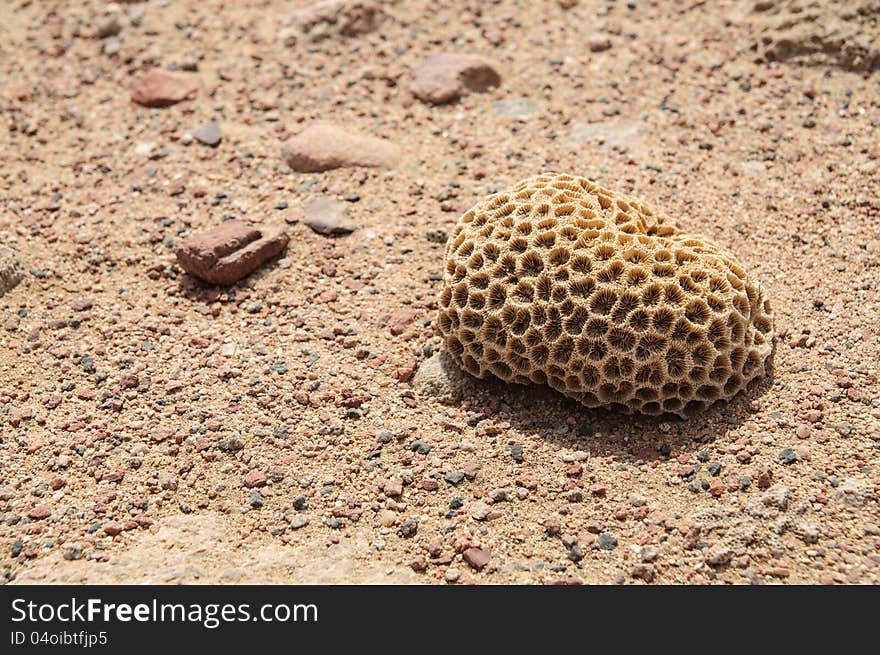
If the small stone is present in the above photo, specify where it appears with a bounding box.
[469,501,491,521]
[506,444,524,463]
[463,546,490,570]
[561,450,589,463]
[192,121,221,147]
[303,197,356,236]
[410,53,501,105]
[836,422,853,437]
[778,448,798,464]
[103,521,124,536]
[628,493,647,507]
[383,478,403,497]
[705,547,732,566]
[62,544,83,561]
[597,534,618,550]
[249,491,264,508]
[640,545,659,562]
[397,519,418,538]
[243,470,268,488]
[282,122,399,172]
[218,435,245,451]
[444,567,460,583]
[94,15,122,39]
[28,504,51,520]
[158,472,178,491]
[445,471,465,486]
[410,440,431,455]
[289,514,309,529]
[292,495,308,511]
[131,68,198,108]
[176,221,289,285]
[589,35,613,52]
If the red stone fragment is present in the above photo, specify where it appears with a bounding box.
[175,221,289,285]
[131,68,198,108]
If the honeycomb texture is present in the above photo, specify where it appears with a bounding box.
[437,173,774,417]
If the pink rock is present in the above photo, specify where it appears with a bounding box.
[131,68,198,108]
[28,504,51,520]
[411,54,501,105]
[463,546,491,570]
[244,470,268,488]
[281,122,399,172]
[175,221,289,285]
[388,309,417,336]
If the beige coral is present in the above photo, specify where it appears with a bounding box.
[436,173,774,417]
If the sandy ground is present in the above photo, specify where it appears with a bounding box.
[1,0,879,585]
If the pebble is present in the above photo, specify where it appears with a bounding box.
[445,471,465,486]
[589,35,613,52]
[289,514,309,529]
[640,545,659,562]
[597,534,618,550]
[778,448,798,464]
[561,450,589,462]
[282,122,399,172]
[506,444,524,463]
[303,197,356,236]
[397,519,418,538]
[175,220,289,285]
[469,501,491,520]
[444,568,460,583]
[243,470,267,488]
[410,440,431,455]
[131,68,198,108]
[192,121,222,147]
[463,546,490,570]
[410,53,501,105]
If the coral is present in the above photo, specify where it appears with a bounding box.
[436,173,774,416]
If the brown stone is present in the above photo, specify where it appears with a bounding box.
[411,53,501,105]
[131,68,198,108]
[281,122,399,173]
[175,221,289,285]
[463,546,490,570]
[243,470,268,488]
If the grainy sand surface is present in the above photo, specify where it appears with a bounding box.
[1,0,878,584]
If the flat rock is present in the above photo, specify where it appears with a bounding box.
[463,546,490,570]
[412,350,472,404]
[282,122,399,172]
[410,53,501,105]
[175,220,289,285]
[131,68,198,108]
[303,197,355,235]
[192,121,221,146]
[0,245,23,297]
